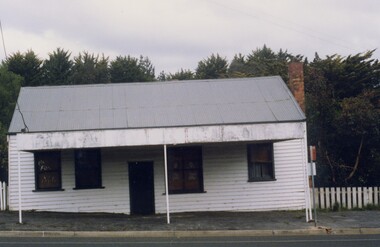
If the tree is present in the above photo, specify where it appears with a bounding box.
[110,55,155,83]
[228,45,303,79]
[306,51,380,186]
[335,92,379,183]
[228,54,250,78]
[228,45,302,80]
[0,67,22,182]
[110,56,139,83]
[3,50,43,86]
[167,69,195,81]
[42,48,73,85]
[157,71,167,81]
[95,55,111,83]
[195,53,228,79]
[70,52,110,84]
[138,56,155,82]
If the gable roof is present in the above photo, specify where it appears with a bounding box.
[8,76,305,134]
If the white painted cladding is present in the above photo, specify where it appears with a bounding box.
[8,135,306,213]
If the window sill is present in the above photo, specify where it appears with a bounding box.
[73,186,105,190]
[163,191,207,195]
[33,189,65,192]
[248,178,276,182]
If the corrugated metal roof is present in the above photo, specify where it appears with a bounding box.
[8,76,305,133]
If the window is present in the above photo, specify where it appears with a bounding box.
[34,151,62,191]
[167,146,204,194]
[74,149,103,189]
[248,143,275,181]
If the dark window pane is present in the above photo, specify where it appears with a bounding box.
[184,170,200,191]
[248,143,274,181]
[184,160,199,169]
[75,149,102,189]
[34,151,61,190]
[167,146,203,193]
[38,172,60,189]
[261,163,273,179]
[254,163,262,178]
[168,171,183,191]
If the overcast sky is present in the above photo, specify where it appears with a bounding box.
[1,0,379,74]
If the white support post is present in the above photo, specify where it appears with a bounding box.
[164,144,170,224]
[0,182,3,211]
[17,150,23,224]
[301,130,310,222]
[309,146,317,225]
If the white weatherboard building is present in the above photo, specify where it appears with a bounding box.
[7,70,312,222]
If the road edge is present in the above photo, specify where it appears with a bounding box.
[0,228,380,238]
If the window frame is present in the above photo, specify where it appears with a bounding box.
[74,149,104,190]
[167,146,204,194]
[34,151,63,191]
[247,143,276,182]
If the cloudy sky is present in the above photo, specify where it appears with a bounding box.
[0,0,379,74]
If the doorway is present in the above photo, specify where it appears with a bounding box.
[128,161,155,215]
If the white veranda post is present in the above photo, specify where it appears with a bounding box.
[17,148,22,224]
[164,144,170,224]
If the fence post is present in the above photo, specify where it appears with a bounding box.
[368,187,373,205]
[0,182,3,211]
[352,187,357,208]
[341,187,346,208]
[331,187,337,208]
[363,187,368,206]
[0,182,6,211]
[320,188,325,209]
[358,187,363,208]
[4,182,7,210]
[314,188,320,208]
[375,187,379,206]
[347,187,352,209]
[325,187,330,209]
[336,187,341,208]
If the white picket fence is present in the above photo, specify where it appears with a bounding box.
[0,181,7,211]
[311,187,380,210]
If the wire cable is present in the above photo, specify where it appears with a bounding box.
[207,0,359,52]
[16,101,29,133]
[0,20,7,59]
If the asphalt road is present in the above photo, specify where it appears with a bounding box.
[0,235,380,247]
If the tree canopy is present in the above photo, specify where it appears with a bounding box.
[3,50,42,86]
[195,53,228,79]
[0,67,22,181]
[306,50,380,186]
[167,69,195,81]
[70,52,110,84]
[110,55,155,83]
[42,48,73,85]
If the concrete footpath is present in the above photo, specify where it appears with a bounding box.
[0,210,380,237]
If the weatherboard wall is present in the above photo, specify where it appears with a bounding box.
[8,135,306,213]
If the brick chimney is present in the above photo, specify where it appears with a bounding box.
[288,62,305,112]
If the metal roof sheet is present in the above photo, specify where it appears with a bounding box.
[8,76,305,133]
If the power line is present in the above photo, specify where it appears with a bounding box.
[207,0,358,52]
[16,101,29,133]
[1,19,29,133]
[0,20,7,59]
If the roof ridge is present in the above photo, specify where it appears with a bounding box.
[20,76,284,89]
